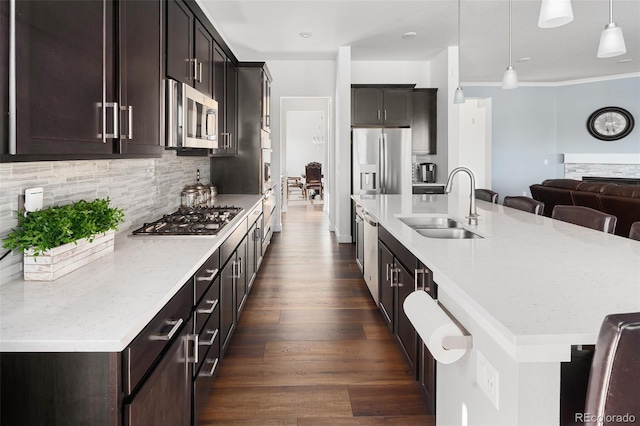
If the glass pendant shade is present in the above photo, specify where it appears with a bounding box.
[453,87,466,104]
[538,0,573,28]
[502,66,518,89]
[597,23,626,58]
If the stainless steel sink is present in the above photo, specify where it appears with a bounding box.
[398,216,463,229]
[416,228,483,239]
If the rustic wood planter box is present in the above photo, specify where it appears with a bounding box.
[23,230,115,281]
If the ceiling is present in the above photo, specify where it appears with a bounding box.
[198,0,640,83]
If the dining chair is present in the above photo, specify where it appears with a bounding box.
[629,222,640,241]
[304,162,323,199]
[475,189,499,204]
[503,196,545,215]
[551,205,617,234]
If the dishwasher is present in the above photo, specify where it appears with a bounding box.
[362,211,379,306]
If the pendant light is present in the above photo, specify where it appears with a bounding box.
[453,0,465,104]
[502,0,518,89]
[538,0,573,28]
[597,0,626,58]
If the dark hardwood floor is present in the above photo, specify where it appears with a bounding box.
[201,204,434,425]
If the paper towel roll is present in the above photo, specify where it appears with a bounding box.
[403,290,468,364]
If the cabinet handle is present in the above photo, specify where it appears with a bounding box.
[191,59,199,81]
[197,299,218,315]
[197,268,219,282]
[198,62,203,83]
[199,329,219,346]
[187,333,198,364]
[198,358,219,377]
[103,102,119,141]
[254,227,261,240]
[238,257,243,275]
[386,263,391,282]
[377,110,381,121]
[414,268,431,292]
[393,268,402,287]
[384,110,387,120]
[150,318,184,341]
[232,261,239,279]
[128,105,133,139]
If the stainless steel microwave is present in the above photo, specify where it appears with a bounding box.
[166,79,219,149]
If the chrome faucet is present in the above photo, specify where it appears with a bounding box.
[444,167,479,225]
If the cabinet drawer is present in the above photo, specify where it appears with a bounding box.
[195,305,220,375]
[194,276,220,335]
[123,281,193,396]
[221,218,247,264]
[194,250,219,306]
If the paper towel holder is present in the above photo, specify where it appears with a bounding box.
[442,335,473,350]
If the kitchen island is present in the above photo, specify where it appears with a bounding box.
[352,192,640,426]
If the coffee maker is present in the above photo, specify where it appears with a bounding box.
[419,163,436,183]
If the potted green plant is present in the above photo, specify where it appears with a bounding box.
[3,197,125,281]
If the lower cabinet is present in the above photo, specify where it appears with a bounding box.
[0,202,270,426]
[378,226,438,413]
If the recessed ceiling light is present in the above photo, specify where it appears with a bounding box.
[516,57,531,62]
[299,32,312,39]
[402,32,418,40]
[617,58,633,63]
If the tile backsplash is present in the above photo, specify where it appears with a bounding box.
[0,150,210,285]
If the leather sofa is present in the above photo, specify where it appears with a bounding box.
[530,179,640,238]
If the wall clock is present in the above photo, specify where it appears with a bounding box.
[587,107,635,141]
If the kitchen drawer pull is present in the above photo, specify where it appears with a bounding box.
[150,318,184,341]
[197,268,219,282]
[187,333,199,364]
[199,329,219,346]
[197,299,218,315]
[198,358,219,377]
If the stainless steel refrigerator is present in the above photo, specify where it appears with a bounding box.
[352,128,412,195]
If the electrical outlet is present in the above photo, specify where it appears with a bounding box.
[477,351,499,409]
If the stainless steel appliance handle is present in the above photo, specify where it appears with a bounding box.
[380,133,386,194]
[199,329,218,346]
[362,212,377,226]
[197,299,218,315]
[198,358,219,377]
[150,318,184,341]
[196,268,219,282]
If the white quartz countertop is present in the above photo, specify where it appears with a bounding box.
[352,193,640,362]
[0,195,263,353]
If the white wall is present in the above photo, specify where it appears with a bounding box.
[351,61,430,87]
[265,60,336,231]
[429,48,454,184]
[285,111,326,178]
[334,47,352,243]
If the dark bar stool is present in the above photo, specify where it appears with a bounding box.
[584,312,640,424]
[551,205,617,234]
[629,222,640,241]
[475,189,498,204]
[503,196,545,215]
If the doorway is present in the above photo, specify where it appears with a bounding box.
[280,97,332,213]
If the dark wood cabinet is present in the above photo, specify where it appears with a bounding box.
[166,0,194,85]
[194,20,214,97]
[235,236,248,315]
[6,0,163,161]
[118,0,164,156]
[378,226,437,412]
[166,0,213,96]
[210,62,270,193]
[212,44,237,155]
[351,85,414,127]
[411,89,438,154]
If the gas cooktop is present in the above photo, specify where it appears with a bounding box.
[131,205,243,236]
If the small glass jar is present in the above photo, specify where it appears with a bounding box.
[209,184,218,205]
[181,185,200,208]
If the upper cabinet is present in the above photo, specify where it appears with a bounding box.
[166,0,213,97]
[212,44,237,155]
[3,0,163,161]
[351,85,415,127]
[411,89,438,154]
